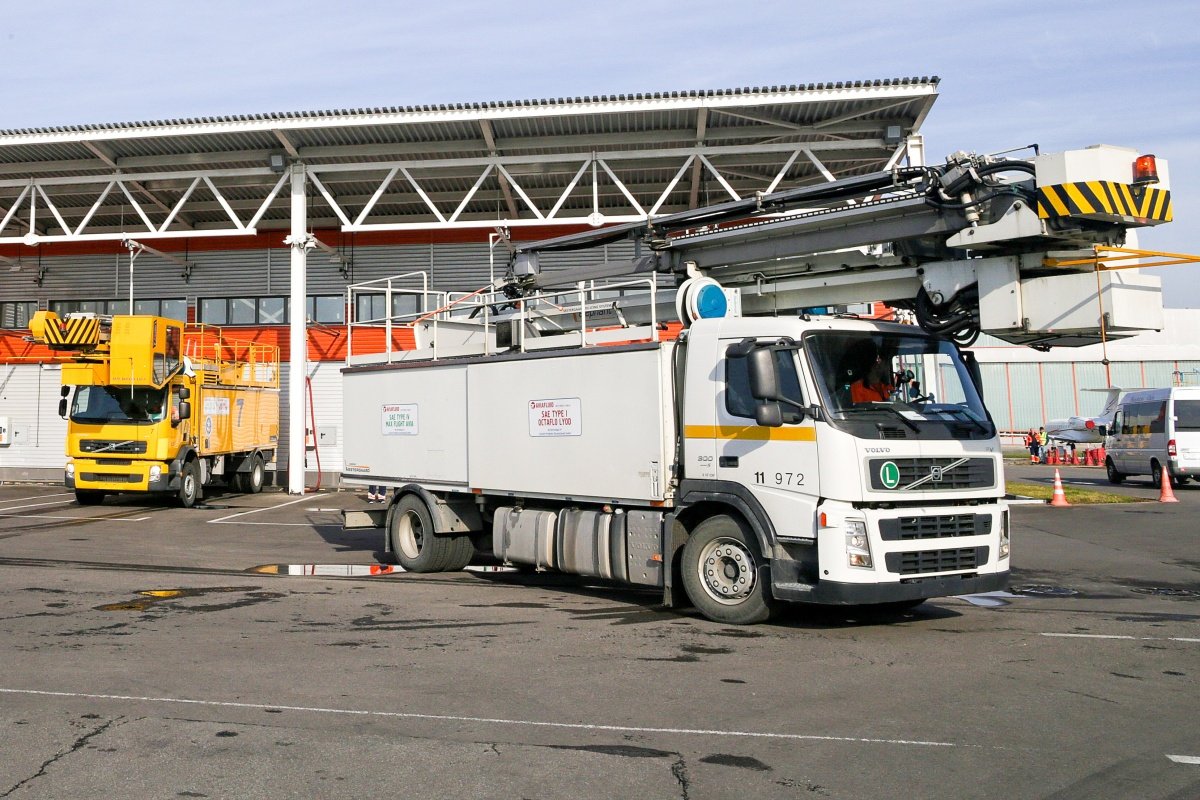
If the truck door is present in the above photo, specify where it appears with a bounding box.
[714,345,821,540]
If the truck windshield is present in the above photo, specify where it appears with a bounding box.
[805,330,993,439]
[70,386,168,424]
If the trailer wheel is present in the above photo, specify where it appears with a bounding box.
[1105,458,1124,485]
[178,460,200,508]
[246,454,265,494]
[681,515,775,625]
[75,490,105,506]
[390,494,454,572]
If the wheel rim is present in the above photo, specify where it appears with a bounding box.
[696,536,756,605]
[396,510,425,560]
[251,461,263,489]
[182,473,195,500]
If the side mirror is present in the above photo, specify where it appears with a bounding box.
[747,348,780,401]
[58,398,68,418]
[755,402,783,428]
[177,401,191,421]
[60,386,70,397]
[177,386,191,400]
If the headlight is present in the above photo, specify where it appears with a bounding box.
[65,463,75,477]
[149,465,162,481]
[845,519,873,569]
[999,509,1011,559]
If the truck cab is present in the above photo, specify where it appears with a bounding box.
[679,317,1009,608]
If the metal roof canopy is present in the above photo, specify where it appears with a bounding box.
[0,78,938,497]
[0,78,938,246]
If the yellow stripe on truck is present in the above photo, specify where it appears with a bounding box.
[684,425,816,442]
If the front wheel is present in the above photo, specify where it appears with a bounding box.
[1105,458,1125,485]
[680,515,775,625]
[177,460,200,508]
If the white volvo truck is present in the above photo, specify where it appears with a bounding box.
[342,144,1176,624]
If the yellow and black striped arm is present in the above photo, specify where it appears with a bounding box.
[41,315,101,349]
[1037,181,1172,225]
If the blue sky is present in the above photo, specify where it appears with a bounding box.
[5,1,1199,303]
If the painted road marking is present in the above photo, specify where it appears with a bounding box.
[0,498,78,512]
[208,493,321,524]
[0,492,73,505]
[0,513,151,522]
[1167,755,1200,765]
[1042,633,1200,643]
[0,687,967,748]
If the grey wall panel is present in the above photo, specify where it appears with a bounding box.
[0,364,69,472]
[1142,361,1176,389]
[1074,362,1110,416]
[1040,363,1076,420]
[1008,364,1043,430]
[979,364,1011,430]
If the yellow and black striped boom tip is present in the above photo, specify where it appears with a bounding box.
[28,311,102,350]
[1038,181,1172,225]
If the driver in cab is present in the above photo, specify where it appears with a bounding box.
[850,350,895,403]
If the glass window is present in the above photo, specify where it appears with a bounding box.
[0,301,36,329]
[229,298,255,325]
[1175,400,1200,431]
[725,349,805,422]
[312,295,344,323]
[258,297,287,324]
[70,385,168,424]
[1149,401,1167,434]
[200,298,227,325]
[806,330,992,439]
[161,299,188,322]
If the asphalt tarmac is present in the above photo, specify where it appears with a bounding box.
[0,482,1195,799]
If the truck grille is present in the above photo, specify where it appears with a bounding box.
[79,472,141,484]
[79,439,147,455]
[878,514,991,541]
[885,546,988,575]
[868,457,995,490]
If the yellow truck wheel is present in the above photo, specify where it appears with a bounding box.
[178,461,200,508]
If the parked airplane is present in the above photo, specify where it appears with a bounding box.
[1044,387,1122,444]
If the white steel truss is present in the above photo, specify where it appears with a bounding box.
[0,137,917,245]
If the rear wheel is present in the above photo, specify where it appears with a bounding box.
[177,460,200,508]
[246,454,265,494]
[680,515,775,625]
[75,490,105,506]
[1105,458,1125,485]
[389,494,456,572]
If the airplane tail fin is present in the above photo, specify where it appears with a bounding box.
[1099,387,1122,419]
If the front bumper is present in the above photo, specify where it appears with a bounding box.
[771,567,1010,604]
[770,500,1010,605]
[65,458,174,493]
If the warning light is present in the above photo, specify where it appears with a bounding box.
[1133,155,1159,185]
[1085,419,1096,430]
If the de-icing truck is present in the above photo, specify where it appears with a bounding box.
[342,144,1176,624]
[29,311,279,507]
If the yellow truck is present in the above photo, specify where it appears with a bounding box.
[29,311,279,507]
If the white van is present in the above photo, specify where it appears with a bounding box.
[1105,387,1200,487]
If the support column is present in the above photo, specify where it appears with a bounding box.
[286,163,308,494]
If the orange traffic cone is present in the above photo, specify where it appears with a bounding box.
[1050,469,1070,507]
[1158,468,1180,504]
